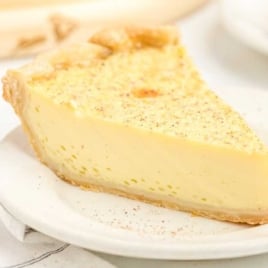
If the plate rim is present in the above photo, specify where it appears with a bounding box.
[1,86,268,260]
[1,126,268,260]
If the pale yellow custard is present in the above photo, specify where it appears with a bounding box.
[3,27,268,224]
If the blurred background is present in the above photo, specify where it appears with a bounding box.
[1,0,268,90]
[1,1,268,267]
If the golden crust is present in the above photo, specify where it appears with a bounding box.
[2,26,268,225]
[56,174,268,226]
[3,73,268,225]
[89,27,179,51]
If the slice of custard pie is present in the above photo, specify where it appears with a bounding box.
[3,27,268,224]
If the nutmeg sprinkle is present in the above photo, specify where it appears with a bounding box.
[28,28,267,154]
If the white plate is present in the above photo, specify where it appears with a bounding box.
[0,86,268,260]
[220,0,268,55]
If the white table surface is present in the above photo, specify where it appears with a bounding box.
[1,1,268,267]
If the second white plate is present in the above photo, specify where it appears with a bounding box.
[0,86,268,260]
[220,0,268,55]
